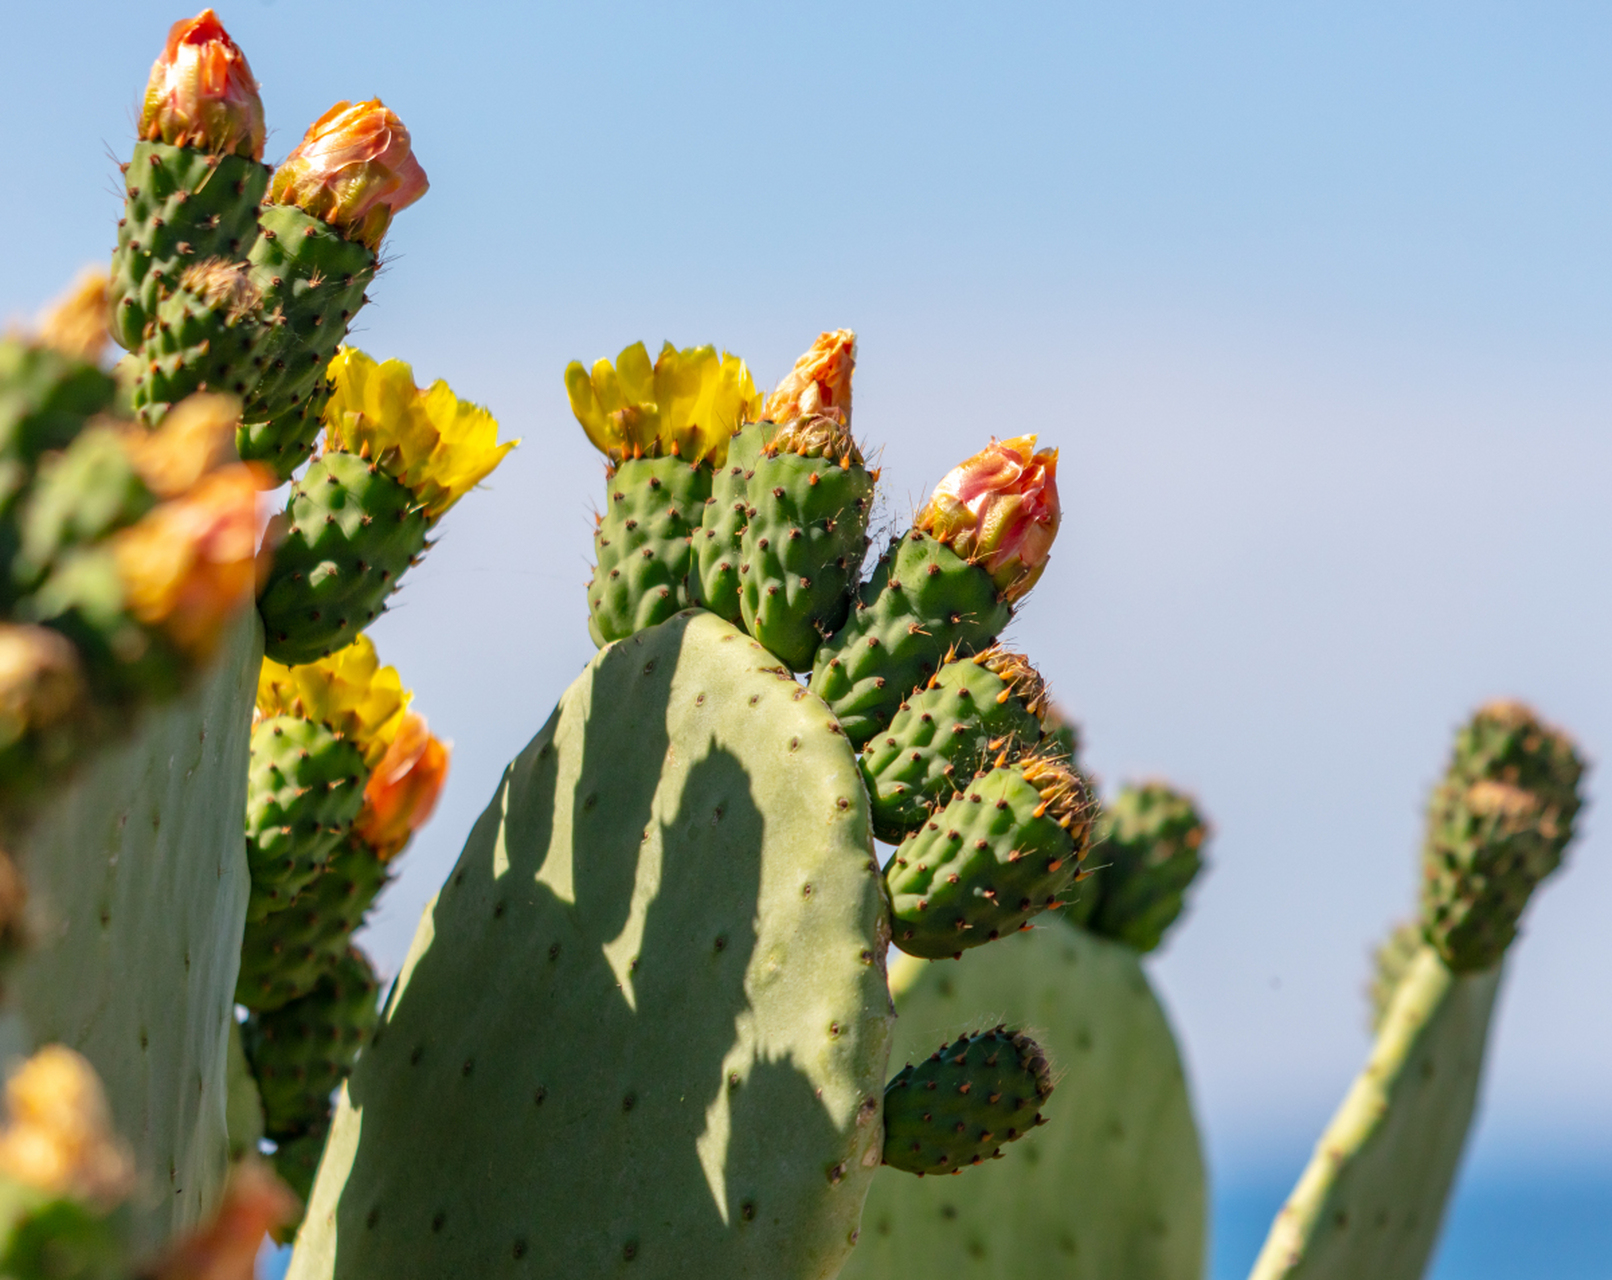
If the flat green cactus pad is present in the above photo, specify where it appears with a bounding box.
[287,610,892,1280]
[3,610,261,1255]
[1248,945,1500,1280]
[841,916,1205,1280]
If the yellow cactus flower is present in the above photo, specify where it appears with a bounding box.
[256,634,409,768]
[0,1045,133,1209]
[564,341,760,467]
[322,348,516,522]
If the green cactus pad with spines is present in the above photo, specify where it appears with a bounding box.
[243,947,379,1140]
[244,715,369,922]
[237,841,390,1013]
[885,760,1094,960]
[109,142,270,353]
[3,610,261,1254]
[738,423,874,671]
[12,428,154,593]
[860,650,1047,844]
[809,530,1012,747]
[880,1026,1052,1176]
[1420,702,1583,972]
[1249,944,1501,1280]
[1079,783,1209,954]
[238,203,376,481]
[257,451,428,666]
[841,918,1206,1280]
[691,423,766,624]
[286,611,892,1280]
[126,270,272,425]
[587,456,710,646]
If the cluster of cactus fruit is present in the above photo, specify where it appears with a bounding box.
[0,10,1591,1280]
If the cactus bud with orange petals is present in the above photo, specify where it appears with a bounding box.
[270,100,429,248]
[353,711,450,861]
[140,9,265,159]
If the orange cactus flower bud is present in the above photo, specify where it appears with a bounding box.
[270,100,429,249]
[140,10,266,159]
[35,267,111,364]
[916,435,1061,602]
[113,464,262,659]
[353,711,450,861]
[120,391,242,499]
[760,329,856,428]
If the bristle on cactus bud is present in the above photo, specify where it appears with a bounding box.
[270,101,428,248]
[140,9,266,159]
[760,328,856,427]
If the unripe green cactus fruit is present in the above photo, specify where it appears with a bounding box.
[1071,782,1209,953]
[287,611,891,1280]
[842,918,1207,1280]
[810,531,1012,747]
[242,947,379,1140]
[109,142,270,354]
[243,715,368,922]
[886,757,1094,959]
[737,416,873,672]
[880,1026,1052,1176]
[587,456,710,646]
[860,647,1048,843]
[257,452,427,666]
[690,422,766,625]
[12,428,154,593]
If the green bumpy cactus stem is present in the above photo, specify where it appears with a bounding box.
[860,647,1049,843]
[842,917,1207,1280]
[690,422,766,625]
[737,416,873,672]
[109,143,270,355]
[809,530,1013,747]
[880,1026,1051,1176]
[243,715,368,922]
[885,757,1094,959]
[286,611,892,1280]
[588,457,710,646]
[1369,921,1422,1033]
[1063,782,1209,953]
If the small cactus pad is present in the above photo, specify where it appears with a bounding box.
[691,422,765,625]
[588,456,710,646]
[880,1027,1051,1175]
[109,142,270,353]
[1074,782,1209,953]
[4,611,262,1253]
[1249,945,1501,1280]
[860,648,1048,843]
[1420,701,1583,972]
[842,917,1206,1280]
[810,530,1012,747]
[257,452,428,666]
[244,716,368,922]
[738,417,873,672]
[885,758,1094,959]
[286,611,892,1280]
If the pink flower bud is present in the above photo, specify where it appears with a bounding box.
[916,435,1061,602]
[270,101,429,249]
[140,10,265,159]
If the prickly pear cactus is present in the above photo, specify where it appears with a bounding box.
[841,916,1207,1280]
[288,611,893,1279]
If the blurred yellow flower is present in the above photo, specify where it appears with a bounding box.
[565,341,760,467]
[256,634,408,768]
[323,347,516,521]
[0,1045,132,1209]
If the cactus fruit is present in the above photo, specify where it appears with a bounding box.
[1420,701,1583,972]
[860,647,1050,843]
[1066,783,1210,952]
[843,917,1207,1280]
[880,1026,1052,1176]
[287,611,892,1280]
[128,260,272,426]
[737,331,873,671]
[568,342,760,646]
[885,756,1095,959]
[691,421,767,624]
[256,349,514,664]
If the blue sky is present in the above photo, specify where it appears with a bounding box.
[4,0,1608,1213]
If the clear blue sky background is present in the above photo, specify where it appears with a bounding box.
[4,3,1609,1274]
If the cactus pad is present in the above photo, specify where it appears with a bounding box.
[810,531,1012,747]
[1076,783,1209,954]
[587,456,710,646]
[885,758,1094,959]
[691,423,765,625]
[880,1026,1051,1176]
[287,611,891,1279]
[842,917,1206,1280]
